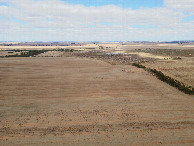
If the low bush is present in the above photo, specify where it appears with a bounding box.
[132,63,146,69]
[132,63,194,95]
[6,50,48,57]
[148,68,194,95]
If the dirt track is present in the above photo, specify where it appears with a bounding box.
[0,57,194,145]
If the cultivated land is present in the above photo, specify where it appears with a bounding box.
[0,43,194,145]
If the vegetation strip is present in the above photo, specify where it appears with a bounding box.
[2,49,74,58]
[132,63,194,95]
[4,50,48,57]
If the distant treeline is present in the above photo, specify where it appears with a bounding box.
[6,50,48,57]
[4,49,75,57]
[132,63,194,95]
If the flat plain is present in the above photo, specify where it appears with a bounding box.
[0,43,194,145]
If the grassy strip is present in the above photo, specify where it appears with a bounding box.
[132,63,194,95]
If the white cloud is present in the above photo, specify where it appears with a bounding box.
[0,0,193,41]
[0,5,10,17]
[0,0,8,2]
[165,0,194,14]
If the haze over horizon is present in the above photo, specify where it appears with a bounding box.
[0,0,194,42]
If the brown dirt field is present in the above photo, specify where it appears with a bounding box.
[0,57,194,145]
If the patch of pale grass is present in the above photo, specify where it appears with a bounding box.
[126,52,170,59]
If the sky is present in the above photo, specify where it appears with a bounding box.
[0,0,194,42]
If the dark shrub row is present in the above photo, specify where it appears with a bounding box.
[132,63,146,69]
[149,68,194,95]
[6,50,48,57]
[57,49,74,52]
[132,63,194,95]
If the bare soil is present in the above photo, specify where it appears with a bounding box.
[0,57,194,145]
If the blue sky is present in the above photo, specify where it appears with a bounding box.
[61,0,164,9]
[0,2,8,6]
[0,0,194,41]
[183,15,194,22]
